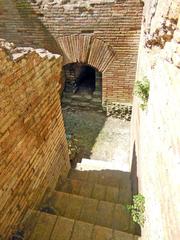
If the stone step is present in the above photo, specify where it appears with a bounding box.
[62,92,101,103]
[91,97,102,103]
[62,92,102,108]
[93,91,102,97]
[69,168,132,189]
[41,191,137,235]
[56,177,132,205]
[28,211,139,240]
[62,100,102,108]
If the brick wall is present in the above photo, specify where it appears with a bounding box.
[130,1,180,239]
[0,0,60,53]
[0,0,143,104]
[0,40,70,238]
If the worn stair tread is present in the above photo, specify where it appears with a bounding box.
[51,216,74,240]
[20,210,41,240]
[28,211,139,240]
[56,177,132,204]
[69,168,131,188]
[41,191,136,234]
[29,211,57,240]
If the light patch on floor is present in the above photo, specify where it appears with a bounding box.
[63,108,131,172]
[90,117,130,172]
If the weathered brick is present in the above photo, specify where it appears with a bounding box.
[0,0,143,104]
[0,44,70,238]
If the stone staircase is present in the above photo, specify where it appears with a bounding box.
[22,160,140,240]
[62,91,102,110]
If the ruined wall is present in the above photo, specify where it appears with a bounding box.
[0,0,143,104]
[0,0,60,53]
[0,40,70,238]
[131,1,180,239]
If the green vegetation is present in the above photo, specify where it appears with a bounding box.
[127,194,145,227]
[134,76,150,110]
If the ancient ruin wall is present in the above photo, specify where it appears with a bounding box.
[0,41,70,238]
[0,0,60,53]
[131,1,180,239]
[0,0,143,104]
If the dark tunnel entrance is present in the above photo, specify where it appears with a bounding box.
[61,63,102,109]
[72,64,96,94]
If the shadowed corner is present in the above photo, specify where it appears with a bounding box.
[130,142,139,196]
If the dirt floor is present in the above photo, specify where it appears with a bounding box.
[62,106,131,172]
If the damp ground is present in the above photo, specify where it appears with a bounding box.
[62,106,131,172]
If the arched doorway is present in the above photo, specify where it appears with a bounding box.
[62,63,102,108]
[59,35,115,166]
[58,35,115,73]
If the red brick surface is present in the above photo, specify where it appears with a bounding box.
[0,0,143,104]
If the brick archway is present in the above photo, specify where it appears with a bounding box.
[58,35,116,72]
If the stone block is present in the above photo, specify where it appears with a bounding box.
[105,186,119,203]
[51,217,74,240]
[112,204,130,232]
[96,201,115,228]
[64,194,84,219]
[92,183,106,201]
[30,212,57,240]
[79,181,94,198]
[80,198,98,224]
[92,225,113,240]
[71,221,93,240]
